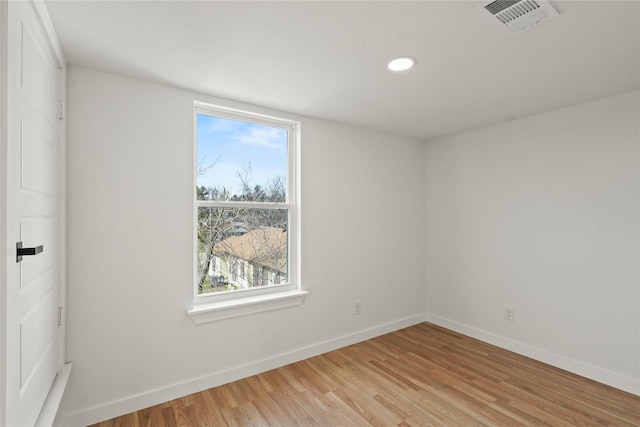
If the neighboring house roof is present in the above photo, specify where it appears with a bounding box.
[214,227,287,273]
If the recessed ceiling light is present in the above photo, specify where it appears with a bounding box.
[387,57,416,72]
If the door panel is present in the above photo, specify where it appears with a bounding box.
[3,1,62,425]
[21,121,55,195]
[18,270,54,326]
[20,289,56,389]
[20,20,56,123]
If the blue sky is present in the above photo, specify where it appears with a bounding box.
[197,114,288,194]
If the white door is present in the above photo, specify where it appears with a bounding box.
[2,1,64,425]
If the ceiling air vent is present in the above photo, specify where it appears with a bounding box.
[482,0,559,32]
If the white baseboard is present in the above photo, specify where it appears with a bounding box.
[61,314,425,427]
[426,313,640,396]
[36,363,73,427]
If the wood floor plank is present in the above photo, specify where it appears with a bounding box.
[89,322,640,427]
[184,391,216,427]
[250,390,295,427]
[331,386,403,426]
[160,407,178,427]
[228,401,268,426]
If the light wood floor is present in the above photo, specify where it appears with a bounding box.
[90,323,640,426]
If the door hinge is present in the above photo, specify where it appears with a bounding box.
[58,101,65,120]
[58,306,64,326]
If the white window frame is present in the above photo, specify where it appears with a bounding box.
[188,102,306,323]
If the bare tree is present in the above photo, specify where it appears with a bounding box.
[196,155,218,177]
[196,186,231,290]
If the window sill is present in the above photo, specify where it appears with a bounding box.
[187,290,308,324]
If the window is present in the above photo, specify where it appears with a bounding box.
[189,102,305,323]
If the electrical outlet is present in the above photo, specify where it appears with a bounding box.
[354,301,361,315]
[504,305,514,321]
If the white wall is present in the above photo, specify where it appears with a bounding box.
[424,91,640,394]
[61,65,638,424]
[61,66,426,425]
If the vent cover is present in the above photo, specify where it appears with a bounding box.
[482,0,559,32]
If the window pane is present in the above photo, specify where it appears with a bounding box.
[197,207,288,294]
[197,114,288,201]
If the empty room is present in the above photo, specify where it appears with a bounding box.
[0,1,638,426]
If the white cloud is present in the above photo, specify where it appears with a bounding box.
[236,127,286,150]
[201,116,238,134]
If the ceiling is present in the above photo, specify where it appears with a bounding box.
[45,0,640,141]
